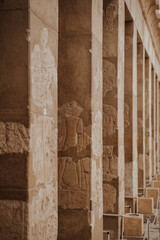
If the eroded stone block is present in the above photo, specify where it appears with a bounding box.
[103,104,117,136]
[0,122,29,154]
[103,145,118,181]
[153,180,160,189]
[28,185,57,239]
[124,214,144,237]
[0,200,27,240]
[146,188,159,202]
[156,173,160,180]
[138,197,154,214]
[103,183,117,213]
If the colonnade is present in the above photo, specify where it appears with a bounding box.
[0,0,160,239]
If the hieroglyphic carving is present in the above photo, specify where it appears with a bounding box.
[103,184,116,213]
[58,157,90,209]
[103,60,116,95]
[0,200,27,240]
[58,101,90,152]
[103,145,118,181]
[103,104,117,136]
[104,0,118,31]
[0,122,29,154]
[28,185,57,239]
[30,115,57,184]
[31,27,57,108]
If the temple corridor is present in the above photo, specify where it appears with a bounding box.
[1,0,160,239]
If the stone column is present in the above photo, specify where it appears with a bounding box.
[137,41,145,190]
[157,80,160,172]
[149,60,153,181]
[0,1,58,239]
[103,0,125,239]
[58,1,103,239]
[124,20,138,198]
[145,57,151,183]
[155,76,158,173]
[151,68,156,178]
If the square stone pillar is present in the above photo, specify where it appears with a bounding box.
[158,81,160,171]
[124,18,138,197]
[145,56,152,183]
[156,76,159,172]
[149,59,153,182]
[137,41,145,190]
[103,0,125,239]
[151,67,156,178]
[0,1,58,239]
[58,1,103,239]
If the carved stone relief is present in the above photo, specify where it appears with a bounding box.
[103,104,117,136]
[58,157,90,209]
[103,183,116,213]
[124,103,130,128]
[104,0,118,31]
[31,27,57,108]
[0,200,27,240]
[103,60,116,95]
[0,122,29,154]
[125,162,133,196]
[103,145,118,181]
[58,101,90,152]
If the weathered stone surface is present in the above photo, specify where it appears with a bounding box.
[58,157,90,209]
[138,197,154,214]
[124,214,144,237]
[103,60,116,95]
[31,26,57,109]
[103,145,118,181]
[58,210,90,240]
[28,185,57,240]
[0,122,29,154]
[30,114,57,186]
[92,111,102,157]
[103,0,118,32]
[0,200,27,240]
[103,183,117,213]
[124,103,130,128]
[103,104,117,136]
[30,0,58,31]
[146,188,159,202]
[125,162,133,196]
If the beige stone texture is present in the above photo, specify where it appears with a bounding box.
[146,188,159,202]
[157,173,160,180]
[124,214,144,237]
[138,197,154,214]
[0,200,27,240]
[153,180,160,189]
[58,0,103,239]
